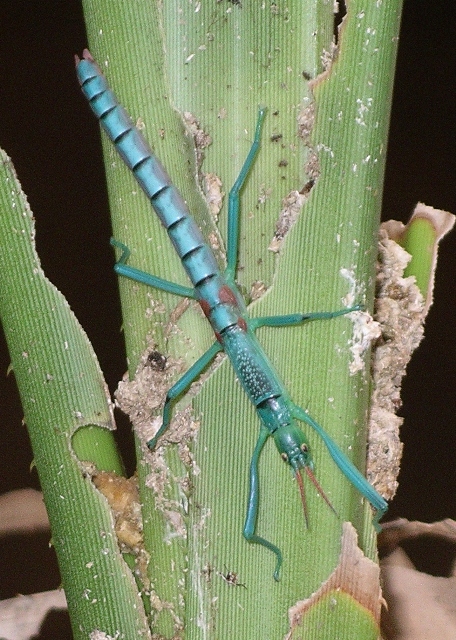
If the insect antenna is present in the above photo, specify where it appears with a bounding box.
[295,470,310,528]
[303,466,338,518]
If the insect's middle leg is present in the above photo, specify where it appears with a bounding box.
[249,305,363,331]
[292,404,388,530]
[148,341,222,450]
[243,425,283,581]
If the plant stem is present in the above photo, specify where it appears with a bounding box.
[80,0,403,636]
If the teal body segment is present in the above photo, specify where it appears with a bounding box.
[76,50,387,580]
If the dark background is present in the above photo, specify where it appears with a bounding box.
[0,1,454,636]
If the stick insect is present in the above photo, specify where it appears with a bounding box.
[76,50,387,580]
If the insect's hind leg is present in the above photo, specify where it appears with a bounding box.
[111,238,195,298]
[225,108,267,282]
[243,425,283,581]
[147,341,222,450]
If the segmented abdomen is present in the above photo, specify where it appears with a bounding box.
[76,53,220,290]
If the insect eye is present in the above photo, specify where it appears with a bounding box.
[300,443,308,453]
[281,453,288,462]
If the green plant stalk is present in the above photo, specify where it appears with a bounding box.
[401,217,436,295]
[80,0,402,637]
[0,151,149,638]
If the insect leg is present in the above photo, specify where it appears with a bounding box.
[111,238,195,298]
[292,404,388,530]
[148,341,222,450]
[225,107,267,281]
[243,425,283,581]
[249,305,362,330]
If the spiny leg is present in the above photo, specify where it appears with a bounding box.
[148,341,222,450]
[292,404,388,530]
[225,107,267,282]
[111,238,195,298]
[243,425,283,581]
[249,305,363,331]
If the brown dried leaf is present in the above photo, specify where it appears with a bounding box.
[381,547,456,640]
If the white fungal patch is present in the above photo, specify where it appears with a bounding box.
[183,111,212,170]
[355,97,373,126]
[203,172,224,220]
[269,190,306,253]
[340,267,365,309]
[297,101,320,182]
[249,280,268,302]
[339,268,379,374]
[348,310,381,375]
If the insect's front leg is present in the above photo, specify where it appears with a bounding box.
[243,425,283,581]
[292,404,388,529]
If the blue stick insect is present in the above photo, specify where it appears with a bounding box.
[76,50,387,580]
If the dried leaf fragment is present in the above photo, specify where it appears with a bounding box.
[92,471,143,552]
[368,205,454,501]
[381,532,456,640]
